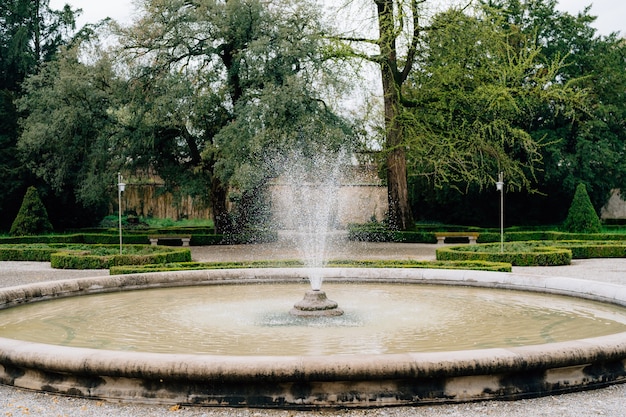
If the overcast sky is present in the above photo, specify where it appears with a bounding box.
[49,0,624,37]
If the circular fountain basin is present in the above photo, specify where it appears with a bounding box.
[0,268,625,408]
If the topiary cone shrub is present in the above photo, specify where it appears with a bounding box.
[562,183,602,233]
[9,186,54,236]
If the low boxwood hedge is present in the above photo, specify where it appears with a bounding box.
[437,240,626,266]
[0,232,262,246]
[0,243,190,269]
[109,258,512,275]
[50,245,191,269]
[436,242,572,266]
[349,223,626,244]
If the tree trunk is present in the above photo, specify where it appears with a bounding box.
[210,176,230,234]
[381,73,413,230]
[377,0,414,230]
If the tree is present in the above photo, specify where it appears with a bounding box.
[9,186,53,235]
[326,0,433,229]
[563,183,601,233]
[332,0,584,228]
[17,44,124,219]
[482,0,626,221]
[403,7,583,195]
[114,0,355,233]
[0,0,78,229]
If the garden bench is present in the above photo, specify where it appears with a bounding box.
[434,232,479,245]
[149,235,192,247]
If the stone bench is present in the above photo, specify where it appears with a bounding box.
[434,232,479,245]
[149,235,191,247]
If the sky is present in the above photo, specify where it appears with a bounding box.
[49,0,625,37]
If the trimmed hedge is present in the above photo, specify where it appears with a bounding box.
[548,240,626,259]
[479,231,626,243]
[0,246,62,261]
[0,232,268,246]
[50,245,191,269]
[436,242,572,266]
[109,258,512,275]
[349,225,626,245]
[437,240,626,266]
[0,243,190,269]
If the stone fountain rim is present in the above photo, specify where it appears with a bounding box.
[0,267,626,407]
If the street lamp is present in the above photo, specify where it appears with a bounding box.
[118,173,126,255]
[496,172,504,253]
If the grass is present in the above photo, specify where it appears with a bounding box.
[142,217,214,228]
[100,215,214,229]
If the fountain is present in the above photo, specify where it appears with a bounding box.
[1,269,626,407]
[271,149,346,317]
[0,150,626,407]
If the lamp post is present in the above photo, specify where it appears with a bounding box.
[496,172,504,253]
[117,173,126,255]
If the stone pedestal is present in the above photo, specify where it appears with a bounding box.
[290,290,344,317]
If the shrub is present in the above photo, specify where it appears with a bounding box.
[436,242,572,266]
[50,245,191,269]
[109,259,512,275]
[9,187,54,236]
[563,183,602,233]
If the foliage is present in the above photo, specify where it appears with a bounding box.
[562,183,602,233]
[111,0,356,234]
[109,258,511,275]
[0,242,189,267]
[50,246,191,269]
[17,45,125,214]
[9,186,53,236]
[483,0,626,222]
[392,1,626,226]
[436,242,572,266]
[437,239,626,265]
[404,7,583,195]
[0,0,79,230]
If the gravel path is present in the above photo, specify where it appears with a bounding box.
[0,242,625,416]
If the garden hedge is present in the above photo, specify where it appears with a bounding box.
[50,245,191,269]
[436,242,572,266]
[0,243,190,269]
[436,240,626,266]
[109,259,512,275]
[0,231,276,246]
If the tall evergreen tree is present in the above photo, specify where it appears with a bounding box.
[563,183,602,233]
[0,0,78,229]
[9,186,53,235]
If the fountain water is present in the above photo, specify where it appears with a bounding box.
[271,149,347,316]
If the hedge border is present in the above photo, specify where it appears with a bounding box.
[50,246,191,269]
[0,231,277,246]
[437,240,626,266]
[347,224,626,244]
[436,243,572,266]
[109,259,512,275]
[0,244,190,269]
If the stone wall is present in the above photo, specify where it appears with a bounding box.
[601,189,626,220]
[119,184,211,221]
[269,164,388,228]
[116,165,388,225]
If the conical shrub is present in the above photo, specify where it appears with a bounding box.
[562,183,602,233]
[9,186,54,236]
